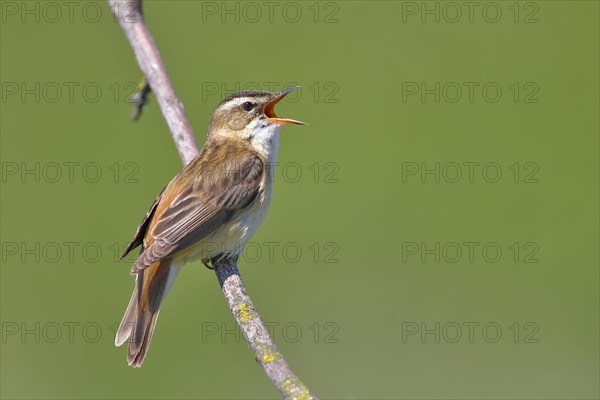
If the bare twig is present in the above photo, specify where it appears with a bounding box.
[109,1,317,398]
[109,0,197,165]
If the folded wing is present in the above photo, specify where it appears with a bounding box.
[127,150,264,274]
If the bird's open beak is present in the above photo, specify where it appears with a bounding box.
[264,86,306,125]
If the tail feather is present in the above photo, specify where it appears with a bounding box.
[115,279,138,347]
[128,307,160,367]
[115,258,181,368]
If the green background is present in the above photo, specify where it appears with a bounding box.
[1,1,598,399]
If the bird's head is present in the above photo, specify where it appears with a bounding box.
[208,87,305,149]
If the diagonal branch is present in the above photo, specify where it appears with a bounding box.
[109,1,317,399]
[109,0,198,166]
[216,258,317,400]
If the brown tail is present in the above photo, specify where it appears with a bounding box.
[115,258,181,367]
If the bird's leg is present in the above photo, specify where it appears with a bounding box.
[205,253,238,270]
[202,258,214,270]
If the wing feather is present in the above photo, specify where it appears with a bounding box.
[119,187,166,261]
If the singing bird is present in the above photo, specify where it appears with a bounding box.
[115,87,305,367]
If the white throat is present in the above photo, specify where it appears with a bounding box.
[248,121,282,166]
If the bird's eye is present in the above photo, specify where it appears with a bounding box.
[242,102,253,112]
